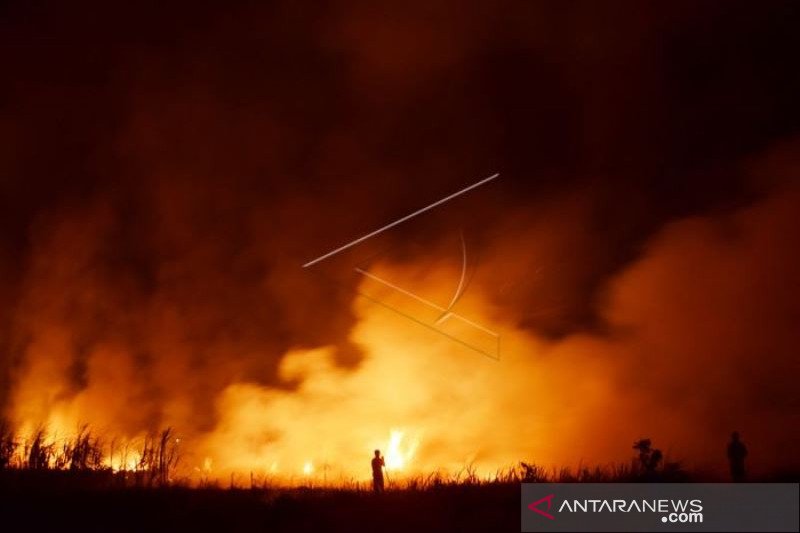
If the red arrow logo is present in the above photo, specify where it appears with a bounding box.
[528,494,555,520]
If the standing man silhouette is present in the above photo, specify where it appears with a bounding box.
[371,449,385,492]
[727,431,748,482]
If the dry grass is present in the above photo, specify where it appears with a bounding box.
[0,422,723,490]
[0,423,180,487]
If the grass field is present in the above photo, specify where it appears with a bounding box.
[2,467,798,533]
[2,427,797,532]
[0,483,520,533]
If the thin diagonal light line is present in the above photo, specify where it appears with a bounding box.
[305,266,501,361]
[355,268,444,311]
[356,289,500,361]
[302,172,499,268]
[355,267,499,338]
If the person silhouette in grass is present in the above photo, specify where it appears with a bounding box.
[371,449,385,493]
[727,431,748,482]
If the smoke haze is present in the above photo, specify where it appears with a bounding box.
[1,1,799,480]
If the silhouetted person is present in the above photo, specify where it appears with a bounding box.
[371,449,385,493]
[727,431,747,482]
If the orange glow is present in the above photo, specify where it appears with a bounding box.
[0,262,667,482]
[384,430,419,471]
[191,263,575,483]
[6,178,800,483]
[105,450,142,472]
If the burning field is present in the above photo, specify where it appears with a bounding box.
[2,171,799,487]
[1,1,800,531]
